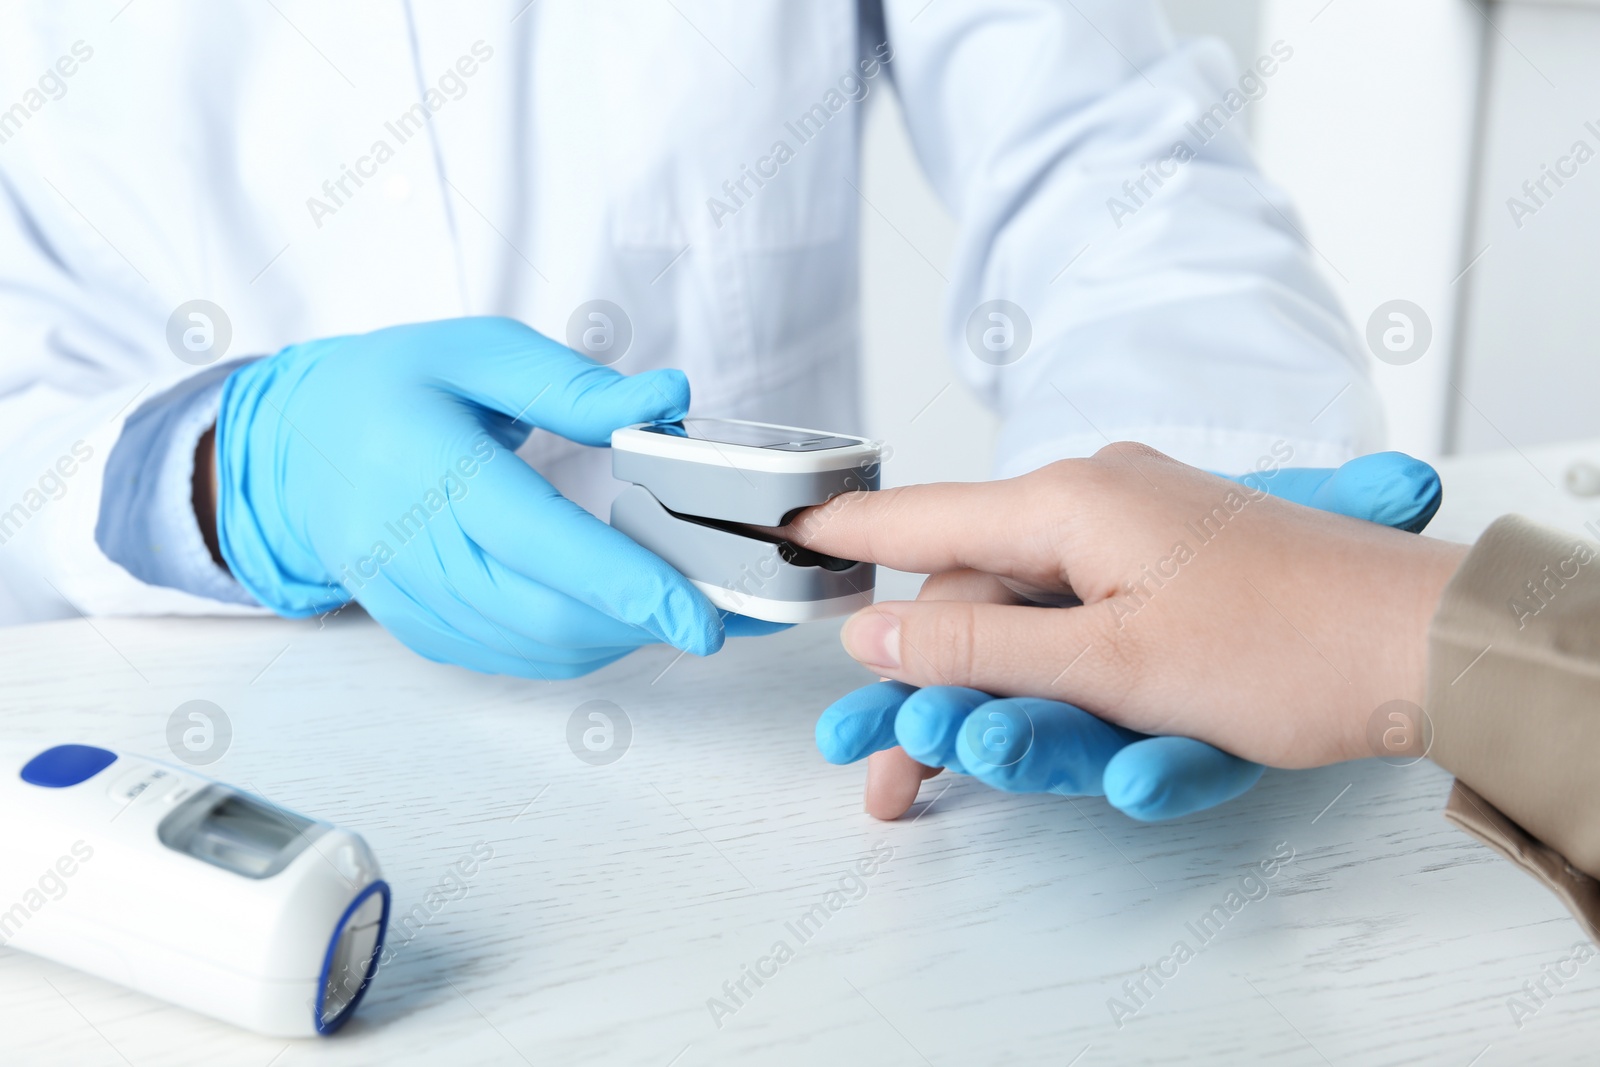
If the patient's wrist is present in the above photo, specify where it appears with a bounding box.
[1339,536,1469,764]
[192,422,224,569]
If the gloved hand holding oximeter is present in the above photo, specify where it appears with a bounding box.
[213,317,728,679]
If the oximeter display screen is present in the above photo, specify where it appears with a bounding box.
[644,419,858,452]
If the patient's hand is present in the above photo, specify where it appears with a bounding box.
[786,443,1468,771]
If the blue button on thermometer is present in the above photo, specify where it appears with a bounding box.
[20,744,118,788]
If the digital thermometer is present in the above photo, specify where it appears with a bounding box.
[610,418,882,623]
[0,743,389,1037]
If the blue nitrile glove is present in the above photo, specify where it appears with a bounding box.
[815,451,1442,819]
[216,316,736,678]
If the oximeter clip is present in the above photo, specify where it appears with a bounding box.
[610,418,882,623]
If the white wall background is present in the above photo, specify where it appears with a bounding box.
[1253,0,1482,462]
[1450,0,1600,454]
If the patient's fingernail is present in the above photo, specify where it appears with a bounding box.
[843,612,901,671]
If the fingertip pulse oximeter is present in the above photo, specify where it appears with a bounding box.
[610,418,882,623]
[0,743,389,1037]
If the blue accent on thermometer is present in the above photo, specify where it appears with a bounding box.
[20,744,118,788]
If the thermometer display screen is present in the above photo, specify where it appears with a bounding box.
[159,786,325,879]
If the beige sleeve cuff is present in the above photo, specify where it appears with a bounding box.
[1428,514,1600,934]
[1444,781,1600,943]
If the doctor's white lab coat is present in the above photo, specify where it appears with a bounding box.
[0,0,1380,625]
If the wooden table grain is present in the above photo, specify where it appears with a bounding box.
[2,438,1598,1067]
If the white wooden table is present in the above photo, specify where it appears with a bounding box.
[2,439,1599,1067]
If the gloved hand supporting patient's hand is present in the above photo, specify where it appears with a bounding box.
[806,451,1445,820]
[214,316,725,678]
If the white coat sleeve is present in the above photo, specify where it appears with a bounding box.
[877,0,1383,477]
[0,167,265,624]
